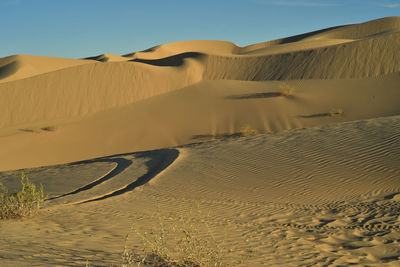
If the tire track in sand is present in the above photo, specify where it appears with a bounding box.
[47,157,132,201]
[46,149,179,205]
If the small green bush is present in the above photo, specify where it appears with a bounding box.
[279,82,295,97]
[0,172,47,220]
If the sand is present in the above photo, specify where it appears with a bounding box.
[0,16,399,266]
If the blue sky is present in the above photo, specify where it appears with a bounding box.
[1,0,399,58]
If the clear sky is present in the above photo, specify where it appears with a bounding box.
[1,0,399,58]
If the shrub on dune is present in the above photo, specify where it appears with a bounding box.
[0,172,47,220]
[122,202,228,267]
[279,82,295,97]
[329,108,343,117]
[239,125,259,137]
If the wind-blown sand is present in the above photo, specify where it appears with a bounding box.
[0,17,399,266]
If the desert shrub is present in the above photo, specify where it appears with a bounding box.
[122,202,229,267]
[279,82,295,97]
[0,172,47,220]
[239,125,258,137]
[329,108,343,117]
[41,126,57,132]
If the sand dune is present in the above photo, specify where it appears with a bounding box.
[0,54,95,83]
[1,115,399,266]
[241,16,400,51]
[0,16,400,266]
[204,31,400,80]
[1,75,400,171]
[124,40,239,59]
[84,54,131,62]
[1,17,398,133]
[0,55,204,130]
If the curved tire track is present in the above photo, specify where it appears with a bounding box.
[46,148,179,205]
[47,158,132,201]
[76,148,179,204]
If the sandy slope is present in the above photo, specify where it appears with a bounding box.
[0,75,400,171]
[0,115,400,266]
[0,54,96,83]
[0,16,400,266]
[1,17,399,134]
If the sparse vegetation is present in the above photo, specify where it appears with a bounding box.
[41,126,57,132]
[239,125,258,137]
[279,82,295,97]
[122,202,229,267]
[329,108,343,117]
[19,128,41,133]
[0,172,47,220]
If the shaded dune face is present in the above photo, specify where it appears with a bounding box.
[0,16,399,171]
[130,52,206,67]
[37,148,179,205]
[203,32,400,80]
[0,58,20,79]
[0,54,96,83]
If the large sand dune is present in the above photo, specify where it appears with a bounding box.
[0,17,399,266]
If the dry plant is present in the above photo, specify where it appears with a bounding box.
[329,108,343,117]
[279,82,295,97]
[122,201,229,267]
[41,126,58,132]
[0,172,47,220]
[239,125,258,137]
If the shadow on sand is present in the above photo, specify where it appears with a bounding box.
[226,92,282,100]
[277,25,345,44]
[191,133,247,141]
[47,157,133,201]
[77,149,179,203]
[298,113,330,118]
[0,60,20,80]
[46,149,179,204]
[130,52,205,67]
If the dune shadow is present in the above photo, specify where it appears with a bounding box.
[130,52,205,67]
[123,46,159,58]
[191,133,245,141]
[227,92,282,100]
[0,60,20,80]
[84,55,108,62]
[77,149,179,204]
[19,128,37,133]
[298,113,330,119]
[277,25,345,44]
[47,157,133,200]
[138,46,159,53]
[383,192,400,200]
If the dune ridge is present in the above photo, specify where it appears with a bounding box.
[0,54,95,83]
[203,31,400,80]
[0,17,399,170]
[0,56,204,130]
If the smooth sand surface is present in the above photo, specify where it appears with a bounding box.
[0,17,400,266]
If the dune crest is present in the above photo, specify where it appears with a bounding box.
[0,54,95,83]
[84,53,131,62]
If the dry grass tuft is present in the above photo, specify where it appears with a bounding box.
[122,201,230,267]
[279,82,295,97]
[239,125,258,137]
[41,126,58,132]
[329,108,343,117]
[0,172,47,220]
